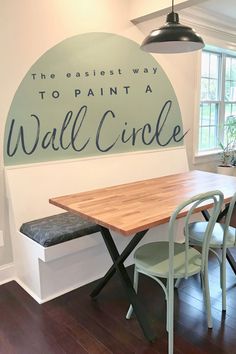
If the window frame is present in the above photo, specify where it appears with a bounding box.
[196,46,236,158]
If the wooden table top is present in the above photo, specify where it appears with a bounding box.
[49,170,236,236]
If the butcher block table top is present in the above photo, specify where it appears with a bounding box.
[49,170,236,236]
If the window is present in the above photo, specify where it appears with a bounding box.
[198,48,236,153]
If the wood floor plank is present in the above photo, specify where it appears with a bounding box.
[0,204,235,353]
[0,282,87,354]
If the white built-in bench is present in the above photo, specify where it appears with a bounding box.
[5,147,189,303]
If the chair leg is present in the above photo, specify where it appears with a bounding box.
[166,280,169,332]
[222,248,227,311]
[202,270,213,328]
[175,278,182,288]
[126,266,139,319]
[200,272,204,288]
[168,277,174,354]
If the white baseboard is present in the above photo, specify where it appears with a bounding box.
[0,263,15,285]
[14,256,134,304]
[14,278,44,303]
[0,259,134,303]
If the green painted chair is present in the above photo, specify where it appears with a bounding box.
[188,192,236,311]
[126,190,224,354]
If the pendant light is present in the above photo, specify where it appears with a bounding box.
[141,0,204,54]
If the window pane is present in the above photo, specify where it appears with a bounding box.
[202,52,210,77]
[210,104,217,125]
[230,80,236,101]
[200,78,218,101]
[226,58,231,80]
[225,80,231,101]
[232,60,236,80]
[199,127,210,150]
[200,103,210,124]
[225,103,232,117]
[210,54,219,78]
[225,80,236,101]
[201,78,209,100]
[199,102,219,151]
[226,56,236,80]
[200,51,220,101]
[224,56,236,147]
[225,103,236,118]
[209,79,218,100]
[232,104,236,116]
[198,50,236,153]
[225,56,236,100]
[199,126,217,150]
[223,115,236,148]
[209,127,217,148]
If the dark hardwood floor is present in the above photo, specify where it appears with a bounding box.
[1,211,236,354]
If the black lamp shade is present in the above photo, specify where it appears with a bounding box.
[141,12,204,54]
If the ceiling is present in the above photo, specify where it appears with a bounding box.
[134,1,236,30]
[178,0,236,37]
[187,0,236,25]
[134,0,236,46]
[196,0,236,22]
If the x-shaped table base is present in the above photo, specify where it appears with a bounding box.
[90,226,156,342]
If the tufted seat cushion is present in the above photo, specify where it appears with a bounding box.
[20,212,100,247]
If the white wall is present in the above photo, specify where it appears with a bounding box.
[0,0,217,269]
[0,0,136,267]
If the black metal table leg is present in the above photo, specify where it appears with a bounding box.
[90,228,148,298]
[201,209,210,221]
[202,204,229,222]
[217,205,229,222]
[91,226,156,342]
[226,249,236,275]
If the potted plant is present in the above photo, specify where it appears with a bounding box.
[217,115,236,176]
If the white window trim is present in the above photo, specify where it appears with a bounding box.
[192,51,202,165]
[194,49,236,166]
[179,8,236,167]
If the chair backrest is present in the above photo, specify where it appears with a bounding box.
[168,190,224,279]
[223,191,236,247]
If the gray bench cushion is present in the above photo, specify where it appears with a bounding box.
[20,212,100,247]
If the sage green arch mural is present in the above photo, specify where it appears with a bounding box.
[4,32,186,165]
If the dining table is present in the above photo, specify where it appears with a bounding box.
[49,169,236,341]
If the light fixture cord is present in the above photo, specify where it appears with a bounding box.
[172,0,174,12]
